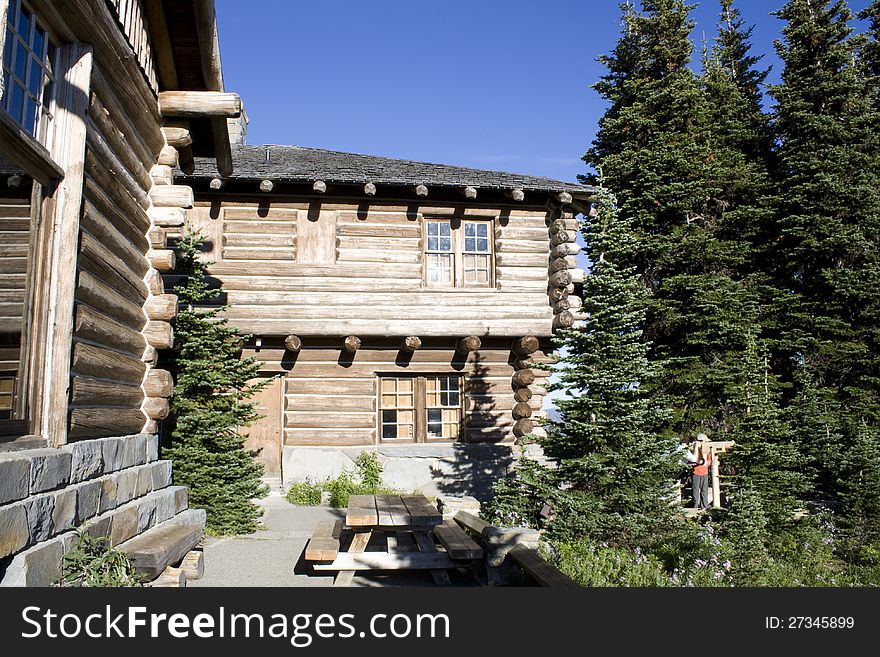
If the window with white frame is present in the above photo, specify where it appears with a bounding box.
[380,375,462,443]
[424,219,493,288]
[2,0,57,140]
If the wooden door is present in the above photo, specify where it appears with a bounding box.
[242,377,283,477]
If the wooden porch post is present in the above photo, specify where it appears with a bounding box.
[711,448,721,509]
[40,43,93,446]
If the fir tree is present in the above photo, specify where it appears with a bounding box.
[539,188,679,545]
[768,0,880,517]
[162,231,268,535]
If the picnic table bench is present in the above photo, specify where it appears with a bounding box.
[305,494,482,586]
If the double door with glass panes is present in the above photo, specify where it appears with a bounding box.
[380,376,462,443]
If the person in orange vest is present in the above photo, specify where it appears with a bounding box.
[690,433,712,509]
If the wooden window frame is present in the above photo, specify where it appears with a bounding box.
[378,374,463,444]
[422,217,495,289]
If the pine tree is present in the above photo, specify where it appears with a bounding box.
[539,188,679,545]
[162,231,268,535]
[768,0,880,519]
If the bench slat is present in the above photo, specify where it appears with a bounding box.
[401,495,442,526]
[118,523,203,580]
[434,520,483,559]
[453,510,491,536]
[346,495,378,526]
[508,544,580,587]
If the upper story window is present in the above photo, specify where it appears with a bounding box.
[2,0,57,141]
[424,219,493,288]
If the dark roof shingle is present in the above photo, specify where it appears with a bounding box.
[182,144,593,195]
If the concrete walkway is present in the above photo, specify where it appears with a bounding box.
[190,486,479,587]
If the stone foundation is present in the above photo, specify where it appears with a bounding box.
[0,433,203,587]
[282,443,545,501]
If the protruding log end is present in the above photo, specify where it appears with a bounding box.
[549,270,574,288]
[506,188,525,202]
[144,369,174,398]
[550,256,577,273]
[260,179,274,193]
[343,335,361,353]
[512,335,540,357]
[209,177,223,190]
[514,387,533,403]
[313,180,327,193]
[456,335,482,354]
[551,242,582,258]
[513,401,533,420]
[512,369,535,387]
[556,191,573,205]
[414,184,428,197]
[143,397,170,420]
[463,186,478,199]
[548,284,575,303]
[513,418,535,438]
[553,311,575,329]
[402,336,422,352]
[285,335,302,352]
[364,182,377,196]
[148,249,176,272]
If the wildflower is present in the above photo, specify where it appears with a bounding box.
[723,560,731,571]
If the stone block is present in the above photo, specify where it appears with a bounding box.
[101,437,125,473]
[483,526,540,567]
[110,505,139,546]
[120,436,139,469]
[134,434,149,466]
[172,485,188,513]
[85,514,112,541]
[0,535,64,587]
[28,448,72,493]
[169,508,206,529]
[75,479,102,522]
[151,460,172,489]
[155,488,177,523]
[0,453,31,504]
[0,502,29,558]
[437,495,481,519]
[137,495,158,533]
[25,493,55,543]
[52,488,77,535]
[136,465,153,497]
[145,434,159,462]
[99,476,118,513]
[63,440,104,483]
[115,469,139,505]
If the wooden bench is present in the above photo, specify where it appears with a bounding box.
[508,544,579,587]
[434,520,483,559]
[118,522,203,580]
[304,519,343,561]
[453,510,491,537]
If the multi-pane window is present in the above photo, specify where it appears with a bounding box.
[379,376,462,442]
[424,219,493,288]
[2,0,57,140]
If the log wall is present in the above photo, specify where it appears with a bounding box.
[241,337,553,446]
[185,200,561,337]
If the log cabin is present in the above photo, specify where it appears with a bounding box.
[174,145,594,495]
[0,0,233,585]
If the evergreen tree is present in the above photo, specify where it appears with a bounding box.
[162,231,268,535]
[768,0,880,518]
[539,188,679,545]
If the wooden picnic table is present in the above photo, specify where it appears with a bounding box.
[308,493,482,587]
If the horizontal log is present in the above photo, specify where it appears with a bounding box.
[84,166,150,238]
[74,304,146,357]
[68,408,147,440]
[336,222,422,238]
[75,271,146,330]
[224,318,555,337]
[285,428,375,446]
[208,261,418,279]
[336,249,421,264]
[149,185,194,209]
[549,270,574,287]
[284,412,375,429]
[142,397,170,420]
[161,125,192,148]
[495,227,548,241]
[495,239,550,254]
[222,247,296,261]
[148,249,176,272]
[85,121,151,209]
[80,203,149,277]
[286,378,375,395]
[495,253,548,268]
[71,341,146,385]
[70,376,144,407]
[145,294,178,320]
[149,207,186,227]
[224,221,297,236]
[218,307,552,323]
[78,233,148,302]
[144,321,174,349]
[221,290,550,307]
[158,91,242,118]
[143,369,174,397]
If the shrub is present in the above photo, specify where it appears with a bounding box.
[547,538,670,587]
[61,529,144,587]
[285,480,324,506]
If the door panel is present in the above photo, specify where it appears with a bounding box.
[242,377,283,477]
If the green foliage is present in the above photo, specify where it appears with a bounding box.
[285,479,325,506]
[548,539,671,587]
[61,529,144,587]
[354,451,383,491]
[162,230,268,535]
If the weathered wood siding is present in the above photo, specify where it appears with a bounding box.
[67,57,164,439]
[186,200,558,337]
[0,191,29,336]
[240,338,552,446]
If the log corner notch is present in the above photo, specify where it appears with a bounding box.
[512,335,540,357]
[343,335,361,353]
[402,336,422,352]
[158,91,241,178]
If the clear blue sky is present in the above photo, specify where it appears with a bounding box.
[216,0,872,184]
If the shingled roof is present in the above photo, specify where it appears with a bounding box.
[182,144,594,195]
